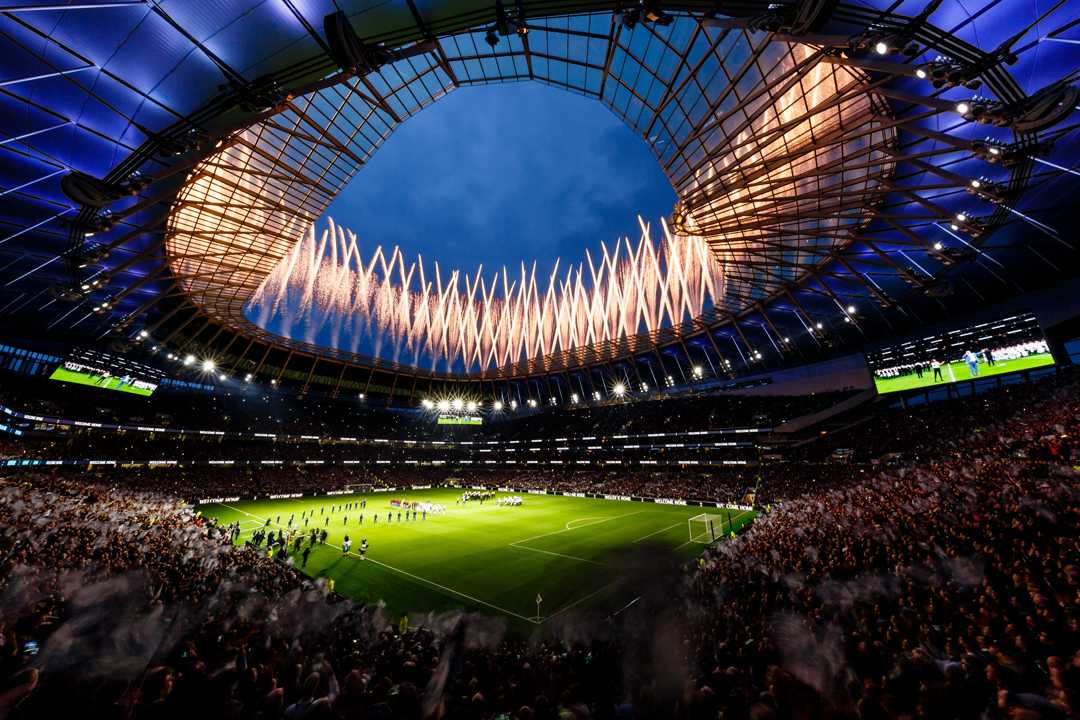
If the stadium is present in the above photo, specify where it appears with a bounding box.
[0,0,1078,718]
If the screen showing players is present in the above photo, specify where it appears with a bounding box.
[49,348,162,396]
[866,312,1054,394]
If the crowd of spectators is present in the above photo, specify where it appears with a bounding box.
[0,370,1075,719]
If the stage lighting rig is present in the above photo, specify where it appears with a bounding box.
[970,140,1034,168]
[493,1,528,38]
[958,83,1078,133]
[65,242,110,269]
[220,76,288,114]
[929,243,977,267]
[48,282,89,302]
[966,178,1007,205]
[144,126,210,159]
[64,210,116,237]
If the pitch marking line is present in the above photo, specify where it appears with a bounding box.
[545,579,619,620]
[508,543,605,566]
[633,522,682,543]
[219,504,541,625]
[565,516,603,530]
[511,510,646,546]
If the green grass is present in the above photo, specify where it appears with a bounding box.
[197,489,753,629]
[873,353,1054,394]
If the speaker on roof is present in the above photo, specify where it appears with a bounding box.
[61,171,127,208]
[324,10,366,72]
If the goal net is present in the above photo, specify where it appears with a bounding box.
[688,513,726,544]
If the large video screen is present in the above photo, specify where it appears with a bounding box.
[867,312,1055,394]
[49,348,162,396]
[436,414,482,426]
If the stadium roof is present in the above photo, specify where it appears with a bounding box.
[0,0,1077,401]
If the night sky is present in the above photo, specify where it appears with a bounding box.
[319,82,676,275]
[251,81,677,365]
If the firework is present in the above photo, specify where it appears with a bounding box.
[248,217,724,372]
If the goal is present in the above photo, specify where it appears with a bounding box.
[688,513,726,544]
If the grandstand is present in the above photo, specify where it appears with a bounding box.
[0,2,1079,719]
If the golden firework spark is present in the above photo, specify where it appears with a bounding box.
[248,217,724,371]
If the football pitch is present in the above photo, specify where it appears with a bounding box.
[872,353,1055,394]
[198,489,754,628]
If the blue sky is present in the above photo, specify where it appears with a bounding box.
[319,82,675,273]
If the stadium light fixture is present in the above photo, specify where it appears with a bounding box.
[971,179,981,188]
[421,399,434,410]
[245,373,253,382]
[612,382,626,396]
[915,67,927,79]
[466,400,478,412]
[783,337,790,343]
[358,393,364,400]
[138,330,148,339]
[167,353,175,360]
[150,345,158,352]
[202,359,215,372]
[510,400,518,410]
[934,241,944,250]
[270,379,277,386]
[451,398,464,411]
[847,305,856,314]
[815,322,824,330]
[183,354,195,366]
[640,383,649,392]
[570,393,579,403]
[493,400,504,411]
[874,41,888,55]
[218,374,227,382]
[754,351,763,359]
[527,398,537,408]
[956,101,970,115]
[437,399,450,412]
[692,365,703,378]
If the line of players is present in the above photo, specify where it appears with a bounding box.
[241,499,432,567]
[266,499,431,531]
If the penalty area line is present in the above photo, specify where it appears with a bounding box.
[511,510,646,546]
[508,542,604,566]
[544,580,620,621]
[632,522,682,543]
[220,504,541,625]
